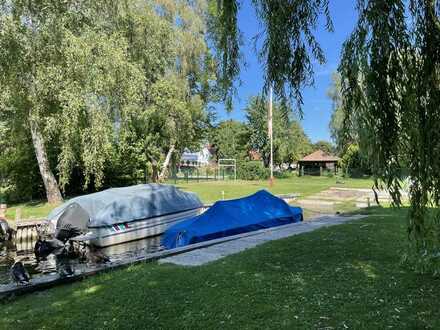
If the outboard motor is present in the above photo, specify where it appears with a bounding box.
[54,203,90,242]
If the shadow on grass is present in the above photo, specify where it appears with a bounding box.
[344,204,409,217]
[1,208,440,329]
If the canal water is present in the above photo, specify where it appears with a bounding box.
[0,235,163,285]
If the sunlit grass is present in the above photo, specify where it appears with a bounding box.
[172,176,373,203]
[4,201,59,222]
[4,176,373,220]
[1,207,440,329]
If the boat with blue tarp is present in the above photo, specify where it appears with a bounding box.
[162,190,303,249]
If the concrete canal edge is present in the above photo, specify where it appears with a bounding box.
[159,214,368,266]
[0,213,367,299]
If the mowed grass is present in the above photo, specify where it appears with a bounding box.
[4,201,56,221]
[173,176,373,203]
[4,176,373,220]
[2,207,440,329]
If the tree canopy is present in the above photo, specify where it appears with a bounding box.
[211,0,440,270]
[327,72,355,153]
[209,0,333,113]
[313,140,334,155]
[339,0,440,269]
[209,119,248,161]
[245,95,312,167]
[0,0,215,202]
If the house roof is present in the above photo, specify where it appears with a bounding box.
[299,150,340,162]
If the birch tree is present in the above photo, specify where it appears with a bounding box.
[0,0,215,200]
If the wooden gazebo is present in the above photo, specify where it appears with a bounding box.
[298,150,340,176]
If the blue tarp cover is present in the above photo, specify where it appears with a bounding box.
[162,190,303,249]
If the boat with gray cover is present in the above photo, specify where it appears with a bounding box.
[46,184,203,247]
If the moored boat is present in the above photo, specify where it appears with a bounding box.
[162,190,303,249]
[46,184,203,247]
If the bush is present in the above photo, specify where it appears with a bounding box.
[274,170,297,179]
[238,161,269,180]
[340,144,371,178]
[324,170,334,178]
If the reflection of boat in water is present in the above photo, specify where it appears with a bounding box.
[47,184,203,247]
[99,235,162,258]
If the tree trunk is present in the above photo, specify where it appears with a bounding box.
[159,144,175,181]
[29,118,63,204]
[151,159,159,183]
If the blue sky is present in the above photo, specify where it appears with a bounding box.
[212,1,359,143]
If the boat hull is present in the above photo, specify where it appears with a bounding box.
[88,208,202,247]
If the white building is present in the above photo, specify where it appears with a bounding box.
[180,145,212,167]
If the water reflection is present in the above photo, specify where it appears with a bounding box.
[0,235,163,285]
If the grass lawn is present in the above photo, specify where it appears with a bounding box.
[2,206,440,329]
[172,176,373,203]
[4,176,373,221]
[4,201,56,221]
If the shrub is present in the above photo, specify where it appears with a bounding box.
[324,170,334,178]
[238,161,269,180]
[340,144,371,178]
[274,170,297,179]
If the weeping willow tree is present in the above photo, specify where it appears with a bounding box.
[209,0,333,112]
[0,0,215,201]
[339,0,440,271]
[213,0,440,271]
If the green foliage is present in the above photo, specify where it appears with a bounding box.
[327,72,363,154]
[0,0,215,201]
[0,121,45,202]
[313,140,334,154]
[237,161,269,180]
[340,144,370,178]
[339,0,440,265]
[274,170,297,179]
[209,120,248,161]
[245,95,312,167]
[207,0,241,110]
[211,0,333,112]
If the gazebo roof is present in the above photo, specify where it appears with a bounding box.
[299,150,340,162]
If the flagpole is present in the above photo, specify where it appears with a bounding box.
[268,85,274,186]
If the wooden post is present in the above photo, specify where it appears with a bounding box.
[15,207,21,223]
[0,204,6,219]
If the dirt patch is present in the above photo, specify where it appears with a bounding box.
[296,187,404,219]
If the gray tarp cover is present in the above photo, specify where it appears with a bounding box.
[47,184,203,228]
